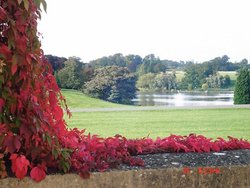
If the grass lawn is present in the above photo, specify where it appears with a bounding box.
[170,71,237,83]
[175,71,185,82]
[218,71,237,81]
[61,89,129,108]
[65,108,250,140]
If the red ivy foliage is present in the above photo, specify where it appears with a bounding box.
[0,0,250,183]
[10,154,30,179]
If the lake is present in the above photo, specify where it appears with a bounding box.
[133,91,234,107]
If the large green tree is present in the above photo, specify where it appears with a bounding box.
[84,66,136,104]
[137,54,166,76]
[234,68,250,104]
[57,57,84,89]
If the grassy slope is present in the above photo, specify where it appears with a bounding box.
[66,108,250,140]
[175,70,237,90]
[61,89,128,108]
[175,71,186,82]
[218,71,237,81]
[175,71,237,82]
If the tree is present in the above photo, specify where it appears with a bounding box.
[125,54,143,73]
[136,73,156,90]
[57,57,84,90]
[154,72,177,91]
[234,68,250,104]
[84,66,136,104]
[181,64,203,89]
[137,54,166,76]
[45,55,67,73]
[137,72,177,91]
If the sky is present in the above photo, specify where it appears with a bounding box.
[38,0,250,63]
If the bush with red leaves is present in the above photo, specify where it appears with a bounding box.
[0,0,250,183]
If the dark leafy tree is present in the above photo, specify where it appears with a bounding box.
[161,59,185,70]
[234,68,250,104]
[90,53,143,73]
[125,54,143,73]
[45,55,67,73]
[137,54,166,76]
[90,53,126,68]
[84,66,136,104]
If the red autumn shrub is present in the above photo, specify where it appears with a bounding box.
[127,134,250,155]
[0,0,250,182]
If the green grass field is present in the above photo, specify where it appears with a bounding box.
[175,71,185,82]
[65,108,250,140]
[61,89,128,108]
[62,90,249,141]
[218,71,237,81]
[172,71,237,82]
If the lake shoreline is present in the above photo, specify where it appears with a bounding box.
[133,91,234,107]
[69,104,250,113]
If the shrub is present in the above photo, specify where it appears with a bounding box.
[234,68,250,104]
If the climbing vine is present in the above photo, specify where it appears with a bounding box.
[0,0,72,181]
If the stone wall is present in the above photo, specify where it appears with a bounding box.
[0,165,249,188]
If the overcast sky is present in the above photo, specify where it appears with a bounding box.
[38,0,250,63]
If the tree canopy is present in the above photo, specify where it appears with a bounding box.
[234,68,250,104]
[84,66,136,104]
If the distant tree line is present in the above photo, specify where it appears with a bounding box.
[45,54,249,104]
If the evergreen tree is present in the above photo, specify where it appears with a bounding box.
[234,68,250,104]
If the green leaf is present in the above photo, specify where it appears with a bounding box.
[23,0,29,11]
[41,0,47,13]
[52,148,59,159]
[34,0,41,9]
[59,160,70,173]
[45,133,52,146]
[61,150,71,160]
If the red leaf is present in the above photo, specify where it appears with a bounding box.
[10,154,30,180]
[0,7,7,21]
[15,35,27,53]
[0,124,7,135]
[30,166,46,182]
[0,98,5,113]
[79,171,90,179]
[3,133,21,153]
[0,45,12,59]
[11,64,18,75]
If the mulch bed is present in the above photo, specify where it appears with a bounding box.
[117,149,250,170]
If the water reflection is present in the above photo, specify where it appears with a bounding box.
[133,91,234,107]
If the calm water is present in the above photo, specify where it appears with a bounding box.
[133,91,234,107]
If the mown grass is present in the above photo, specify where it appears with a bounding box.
[172,71,237,83]
[61,89,129,108]
[65,108,250,140]
[218,71,237,81]
[175,71,185,82]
